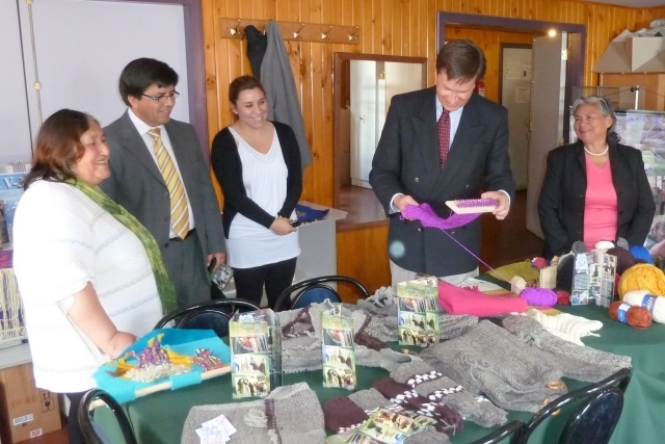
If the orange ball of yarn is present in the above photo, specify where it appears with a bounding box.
[608,301,653,329]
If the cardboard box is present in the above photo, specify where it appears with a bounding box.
[0,363,61,443]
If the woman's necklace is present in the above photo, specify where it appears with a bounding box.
[584,144,609,156]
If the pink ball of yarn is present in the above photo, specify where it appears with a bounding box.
[520,287,557,307]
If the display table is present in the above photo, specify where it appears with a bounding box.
[107,305,665,444]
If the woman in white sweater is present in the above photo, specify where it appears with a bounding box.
[13,109,171,444]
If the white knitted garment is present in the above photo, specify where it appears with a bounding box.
[527,309,603,346]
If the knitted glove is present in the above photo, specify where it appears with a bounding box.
[501,314,631,379]
[390,360,507,428]
[265,383,326,444]
[372,378,464,435]
[420,320,568,413]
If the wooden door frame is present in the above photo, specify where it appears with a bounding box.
[437,12,586,142]
[332,53,428,209]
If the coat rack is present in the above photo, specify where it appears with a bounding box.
[220,18,360,44]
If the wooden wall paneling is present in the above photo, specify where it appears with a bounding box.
[336,225,390,301]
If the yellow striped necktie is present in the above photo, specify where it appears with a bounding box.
[147,128,191,239]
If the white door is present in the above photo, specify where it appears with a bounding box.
[526,33,568,238]
[350,60,377,189]
[501,47,533,190]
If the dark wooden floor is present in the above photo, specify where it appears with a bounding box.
[41,188,542,444]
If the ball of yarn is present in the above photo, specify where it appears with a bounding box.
[607,247,636,275]
[608,301,652,329]
[556,290,570,305]
[556,254,575,292]
[615,237,630,251]
[629,246,654,264]
[623,290,665,324]
[595,240,615,252]
[531,257,548,269]
[618,263,665,299]
[520,287,557,307]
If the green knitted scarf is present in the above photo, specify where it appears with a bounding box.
[67,179,177,314]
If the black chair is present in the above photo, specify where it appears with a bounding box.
[514,368,631,444]
[469,419,525,444]
[273,275,370,311]
[78,389,137,444]
[154,298,260,338]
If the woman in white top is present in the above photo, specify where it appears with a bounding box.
[211,76,302,309]
[13,109,170,444]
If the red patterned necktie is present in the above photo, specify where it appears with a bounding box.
[438,109,451,168]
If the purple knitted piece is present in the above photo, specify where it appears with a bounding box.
[402,203,481,230]
[520,287,557,307]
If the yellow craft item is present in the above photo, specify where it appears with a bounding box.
[618,264,665,299]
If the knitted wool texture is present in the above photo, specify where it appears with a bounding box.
[277,301,412,373]
[265,383,326,444]
[402,203,481,229]
[181,399,267,444]
[526,309,603,346]
[346,287,480,341]
[389,360,507,428]
[181,383,324,444]
[501,314,631,380]
[419,320,568,413]
[348,388,394,411]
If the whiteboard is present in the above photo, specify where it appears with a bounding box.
[17,0,190,134]
[0,0,33,163]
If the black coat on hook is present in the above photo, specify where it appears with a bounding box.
[245,25,267,78]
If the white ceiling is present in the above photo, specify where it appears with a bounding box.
[581,0,665,7]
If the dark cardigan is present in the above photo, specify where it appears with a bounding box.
[538,140,655,259]
[210,121,303,238]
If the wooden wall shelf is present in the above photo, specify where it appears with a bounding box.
[219,18,360,44]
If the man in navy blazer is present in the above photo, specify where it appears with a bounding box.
[101,58,226,308]
[370,40,515,286]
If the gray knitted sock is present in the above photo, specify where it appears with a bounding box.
[265,382,326,444]
[390,360,507,428]
[501,314,632,381]
[348,388,394,411]
[181,399,268,444]
[419,320,568,413]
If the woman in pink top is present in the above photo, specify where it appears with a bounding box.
[538,96,654,259]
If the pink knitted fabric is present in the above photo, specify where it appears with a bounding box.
[402,203,481,229]
[438,282,528,316]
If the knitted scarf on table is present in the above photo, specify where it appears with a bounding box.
[67,179,177,314]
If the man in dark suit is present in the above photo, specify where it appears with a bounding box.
[101,58,226,308]
[370,40,515,286]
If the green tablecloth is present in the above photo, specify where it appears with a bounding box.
[115,305,665,444]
